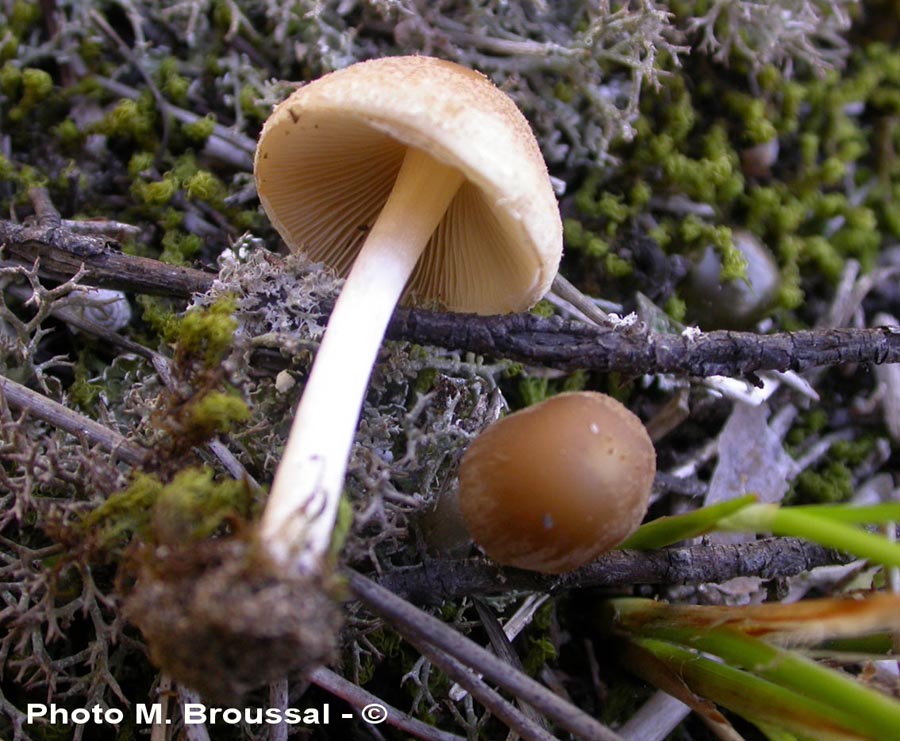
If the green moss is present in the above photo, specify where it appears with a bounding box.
[158,57,189,105]
[831,438,877,467]
[677,217,738,278]
[786,408,829,447]
[160,230,202,265]
[664,294,687,323]
[138,295,181,341]
[184,170,226,205]
[0,61,21,96]
[185,390,250,438]
[127,151,155,177]
[183,113,217,144]
[800,236,843,282]
[562,369,589,392]
[629,180,651,209]
[54,118,83,147]
[818,156,846,184]
[521,600,558,676]
[7,67,53,122]
[522,635,557,676]
[529,299,555,318]
[95,97,156,146]
[329,496,354,564]
[605,252,633,278]
[0,34,18,63]
[519,376,550,406]
[775,262,804,311]
[69,359,104,410]
[10,0,41,34]
[82,467,254,555]
[724,90,777,145]
[239,83,268,122]
[792,461,854,504]
[80,472,159,553]
[152,466,253,544]
[553,80,575,103]
[788,434,876,505]
[0,154,15,182]
[175,297,238,368]
[133,173,178,205]
[564,218,609,258]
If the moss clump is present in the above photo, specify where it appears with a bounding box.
[183,390,250,439]
[133,173,178,205]
[174,297,238,368]
[80,467,254,557]
[792,462,855,504]
[160,229,203,265]
[788,437,878,504]
[183,114,217,144]
[94,97,157,147]
[184,169,226,205]
[157,57,189,105]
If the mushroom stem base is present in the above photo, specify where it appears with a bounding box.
[260,146,464,574]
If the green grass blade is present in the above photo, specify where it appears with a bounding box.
[621,495,757,550]
[785,503,900,524]
[629,637,868,740]
[719,504,900,567]
[635,622,900,739]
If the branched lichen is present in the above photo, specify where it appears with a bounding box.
[683,0,854,76]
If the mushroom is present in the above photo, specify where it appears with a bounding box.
[458,391,655,574]
[254,56,563,574]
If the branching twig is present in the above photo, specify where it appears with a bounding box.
[376,538,848,603]
[387,311,900,376]
[4,224,900,380]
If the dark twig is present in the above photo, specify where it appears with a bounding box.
[4,217,900,378]
[347,570,623,741]
[387,310,900,376]
[376,538,848,604]
[0,231,212,297]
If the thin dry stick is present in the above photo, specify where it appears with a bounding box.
[346,570,622,741]
[309,666,466,741]
[267,678,289,741]
[5,223,900,379]
[0,375,147,466]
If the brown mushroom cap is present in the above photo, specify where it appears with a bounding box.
[254,55,562,315]
[458,391,656,574]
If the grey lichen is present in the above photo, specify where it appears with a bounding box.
[194,246,508,568]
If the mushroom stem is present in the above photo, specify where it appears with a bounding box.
[259,146,464,574]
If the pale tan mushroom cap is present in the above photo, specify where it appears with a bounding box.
[458,392,656,574]
[254,55,562,314]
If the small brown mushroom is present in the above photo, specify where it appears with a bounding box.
[458,391,655,574]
